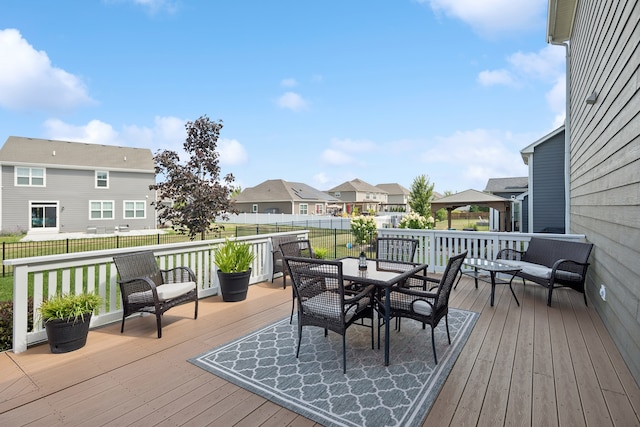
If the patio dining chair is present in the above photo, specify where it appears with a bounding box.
[270,234,298,288]
[113,251,198,338]
[280,239,315,323]
[285,256,375,374]
[378,251,467,364]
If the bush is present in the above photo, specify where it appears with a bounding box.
[350,215,377,245]
[399,212,435,229]
[0,298,34,352]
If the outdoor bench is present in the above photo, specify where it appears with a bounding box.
[496,237,593,307]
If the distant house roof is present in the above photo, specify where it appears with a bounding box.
[234,179,340,203]
[520,125,565,164]
[376,183,409,195]
[484,177,528,193]
[328,178,386,193]
[0,136,155,172]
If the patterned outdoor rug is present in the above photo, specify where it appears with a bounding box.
[189,308,478,427]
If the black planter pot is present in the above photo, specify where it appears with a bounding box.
[217,268,251,302]
[44,313,92,353]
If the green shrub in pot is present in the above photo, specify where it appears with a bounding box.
[213,239,256,273]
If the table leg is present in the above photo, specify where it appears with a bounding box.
[490,271,496,306]
[508,276,521,306]
[474,267,479,288]
[384,287,391,366]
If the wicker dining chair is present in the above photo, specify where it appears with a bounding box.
[113,251,198,338]
[378,251,467,364]
[280,239,315,323]
[270,235,298,288]
[285,256,375,374]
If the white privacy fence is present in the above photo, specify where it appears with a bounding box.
[7,231,307,354]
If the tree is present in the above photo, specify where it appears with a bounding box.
[151,115,237,240]
[408,175,435,218]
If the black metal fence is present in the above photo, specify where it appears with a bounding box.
[1,222,368,277]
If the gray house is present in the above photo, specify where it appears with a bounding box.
[0,137,156,235]
[233,179,340,215]
[376,183,410,212]
[520,126,566,233]
[327,178,388,214]
[484,177,528,232]
[548,0,640,385]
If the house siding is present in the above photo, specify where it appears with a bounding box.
[1,165,155,233]
[569,0,640,384]
[532,132,566,232]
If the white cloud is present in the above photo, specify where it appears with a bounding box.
[0,29,94,112]
[423,0,546,35]
[478,69,515,87]
[218,139,248,165]
[331,137,377,153]
[421,129,529,189]
[43,119,119,145]
[281,78,298,87]
[507,46,566,80]
[320,137,377,166]
[104,0,179,14]
[321,149,353,166]
[122,116,186,150]
[276,92,308,111]
[547,75,567,127]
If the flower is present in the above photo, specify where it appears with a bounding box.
[350,215,378,244]
[399,212,433,229]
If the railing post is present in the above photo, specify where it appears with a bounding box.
[12,264,29,353]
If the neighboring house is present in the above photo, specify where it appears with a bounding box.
[484,177,528,232]
[548,0,640,385]
[375,183,410,212]
[0,137,156,234]
[520,126,566,234]
[233,179,341,215]
[327,178,388,214]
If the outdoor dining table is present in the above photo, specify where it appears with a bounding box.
[338,257,429,366]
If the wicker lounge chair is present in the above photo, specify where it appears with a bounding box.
[113,251,198,338]
[379,251,467,364]
[285,256,375,373]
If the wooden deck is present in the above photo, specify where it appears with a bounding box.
[1,275,639,426]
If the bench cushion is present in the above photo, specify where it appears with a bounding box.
[499,260,583,282]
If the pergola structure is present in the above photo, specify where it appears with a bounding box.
[430,189,513,231]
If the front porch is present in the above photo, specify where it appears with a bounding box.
[2,273,638,426]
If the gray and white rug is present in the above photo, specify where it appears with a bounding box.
[189,309,478,427]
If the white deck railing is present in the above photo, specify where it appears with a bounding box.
[8,229,586,354]
[7,231,307,354]
[377,229,587,272]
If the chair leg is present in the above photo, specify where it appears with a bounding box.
[547,286,554,307]
[296,323,302,358]
[194,298,199,320]
[120,314,126,334]
[156,312,163,339]
[431,326,438,365]
[342,335,347,374]
[283,273,287,289]
[445,316,451,344]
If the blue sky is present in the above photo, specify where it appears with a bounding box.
[0,0,565,194]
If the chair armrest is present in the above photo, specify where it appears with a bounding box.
[118,276,159,303]
[391,286,438,299]
[550,259,589,281]
[344,284,375,305]
[496,248,525,260]
[161,266,196,283]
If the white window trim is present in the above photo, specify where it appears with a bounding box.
[95,170,109,189]
[252,204,258,213]
[89,200,114,220]
[123,200,146,219]
[299,203,308,215]
[15,167,46,187]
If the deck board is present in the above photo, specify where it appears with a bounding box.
[1,276,639,427]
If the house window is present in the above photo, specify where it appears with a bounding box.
[124,201,146,218]
[90,201,114,219]
[299,204,308,215]
[315,204,323,214]
[16,167,45,186]
[252,204,258,213]
[334,192,341,198]
[96,171,109,188]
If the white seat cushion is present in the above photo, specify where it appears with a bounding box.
[499,260,552,279]
[128,281,196,304]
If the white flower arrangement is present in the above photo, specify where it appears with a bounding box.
[399,212,434,229]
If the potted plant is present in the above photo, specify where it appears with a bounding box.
[213,239,256,302]
[38,293,102,353]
